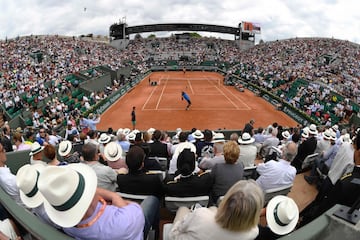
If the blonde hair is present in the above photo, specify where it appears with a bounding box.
[223,141,240,164]
[215,180,264,231]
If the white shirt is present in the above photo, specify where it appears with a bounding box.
[170,207,259,240]
[0,167,26,208]
[256,159,296,191]
[239,144,257,167]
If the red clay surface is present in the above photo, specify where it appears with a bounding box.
[98,71,298,132]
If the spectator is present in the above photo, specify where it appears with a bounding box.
[103,141,127,172]
[29,142,46,166]
[1,125,13,152]
[291,124,318,172]
[37,164,160,239]
[199,133,226,170]
[58,140,81,163]
[300,130,360,226]
[210,141,244,204]
[117,146,164,198]
[43,145,67,166]
[149,129,170,160]
[243,119,255,136]
[169,180,264,240]
[168,132,196,175]
[0,143,26,208]
[256,142,297,191]
[13,132,31,151]
[82,143,118,192]
[165,148,212,197]
[238,132,257,167]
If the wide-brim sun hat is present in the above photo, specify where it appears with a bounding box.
[147,127,156,135]
[98,133,111,144]
[192,130,204,139]
[116,128,123,136]
[238,132,255,144]
[38,163,97,228]
[308,124,318,135]
[123,128,131,135]
[281,131,290,140]
[212,132,226,143]
[58,140,72,157]
[16,164,46,208]
[29,142,44,156]
[301,127,309,138]
[323,129,332,140]
[104,142,123,162]
[174,142,197,157]
[266,195,299,235]
[329,130,337,141]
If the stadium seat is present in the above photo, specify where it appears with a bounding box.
[165,196,209,213]
[117,192,151,203]
[243,165,258,180]
[264,184,293,206]
[162,223,173,240]
[148,156,168,171]
[301,153,319,171]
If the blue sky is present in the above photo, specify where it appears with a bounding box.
[1,0,359,44]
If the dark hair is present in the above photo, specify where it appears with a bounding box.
[177,149,195,175]
[44,145,56,160]
[135,132,143,142]
[126,146,145,172]
[179,132,188,142]
[355,131,360,149]
[152,130,161,141]
[82,143,97,161]
[204,129,213,141]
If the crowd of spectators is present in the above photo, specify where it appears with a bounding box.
[0,121,359,239]
[1,33,360,239]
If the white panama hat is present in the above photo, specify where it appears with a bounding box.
[16,164,46,208]
[38,164,97,228]
[29,142,44,156]
[266,196,299,235]
[104,142,123,162]
[238,132,255,144]
[58,140,72,157]
[192,130,204,139]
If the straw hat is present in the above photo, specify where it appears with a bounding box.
[38,164,97,228]
[281,131,290,140]
[104,142,123,162]
[301,127,309,138]
[323,129,331,140]
[266,196,299,235]
[238,132,255,144]
[16,164,46,208]
[192,130,204,139]
[123,128,131,135]
[212,132,226,143]
[308,124,318,135]
[58,140,72,157]
[29,142,44,156]
[98,133,111,144]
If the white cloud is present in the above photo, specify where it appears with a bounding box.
[0,0,359,44]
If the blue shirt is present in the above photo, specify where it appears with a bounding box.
[64,202,145,240]
[182,92,190,101]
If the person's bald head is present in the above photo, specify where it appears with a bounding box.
[282,142,298,162]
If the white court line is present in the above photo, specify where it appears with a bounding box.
[142,107,251,111]
[155,77,168,110]
[211,80,240,110]
[220,84,252,110]
[187,79,194,94]
[142,78,163,110]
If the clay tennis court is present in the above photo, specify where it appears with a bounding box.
[98,71,297,131]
